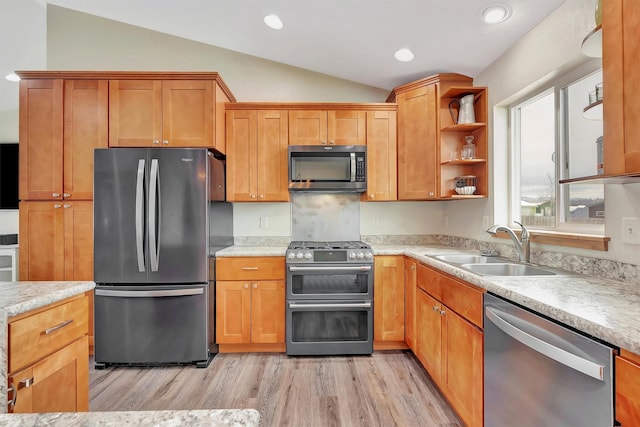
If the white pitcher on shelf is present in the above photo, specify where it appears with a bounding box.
[449,94,476,125]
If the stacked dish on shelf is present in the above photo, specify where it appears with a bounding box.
[454,175,477,195]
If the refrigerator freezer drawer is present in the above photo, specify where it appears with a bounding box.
[94,284,209,366]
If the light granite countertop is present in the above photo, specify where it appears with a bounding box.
[0,408,260,426]
[222,243,640,354]
[0,281,96,414]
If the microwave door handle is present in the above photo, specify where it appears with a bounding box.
[350,152,356,182]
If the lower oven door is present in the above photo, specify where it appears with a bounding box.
[286,263,373,300]
[286,299,373,356]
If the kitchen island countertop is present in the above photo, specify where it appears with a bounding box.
[220,243,640,355]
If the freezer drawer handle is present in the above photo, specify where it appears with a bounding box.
[95,288,204,298]
[135,159,146,273]
[288,302,372,309]
[44,319,73,335]
[485,307,605,381]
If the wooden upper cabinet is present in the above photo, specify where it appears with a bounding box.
[19,78,108,201]
[364,110,397,201]
[109,76,233,150]
[396,85,437,200]
[603,0,640,175]
[63,80,109,200]
[19,79,63,201]
[226,109,289,202]
[289,110,365,145]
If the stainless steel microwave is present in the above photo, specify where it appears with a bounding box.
[288,145,367,192]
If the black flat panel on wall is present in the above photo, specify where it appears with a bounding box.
[0,143,18,209]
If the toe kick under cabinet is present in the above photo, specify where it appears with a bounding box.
[7,294,89,413]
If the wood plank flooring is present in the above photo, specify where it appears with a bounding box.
[89,351,462,426]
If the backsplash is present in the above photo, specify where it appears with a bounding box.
[291,193,360,241]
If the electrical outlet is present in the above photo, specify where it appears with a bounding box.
[482,216,490,232]
[260,216,269,229]
[372,216,381,228]
[622,217,640,245]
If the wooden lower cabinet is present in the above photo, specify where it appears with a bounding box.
[374,256,405,347]
[415,263,484,427]
[404,258,417,351]
[616,349,640,426]
[7,295,89,413]
[215,257,286,352]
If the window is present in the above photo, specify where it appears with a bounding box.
[510,69,604,233]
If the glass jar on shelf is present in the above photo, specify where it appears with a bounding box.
[461,135,476,159]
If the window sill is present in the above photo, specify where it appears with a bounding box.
[492,229,610,251]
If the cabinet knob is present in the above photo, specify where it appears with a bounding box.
[243,283,249,289]
[52,193,60,198]
[253,283,258,289]
[19,377,34,388]
[411,265,416,271]
[432,305,439,312]
[63,193,70,198]
[329,140,335,145]
[63,204,71,209]
[53,204,62,209]
[429,192,435,197]
[163,140,169,145]
[153,139,160,145]
[259,195,264,199]
[370,194,375,199]
[250,195,256,199]
[321,140,327,145]
[440,309,446,316]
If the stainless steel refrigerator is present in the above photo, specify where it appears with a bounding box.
[93,148,232,368]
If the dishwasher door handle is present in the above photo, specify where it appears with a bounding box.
[485,306,605,381]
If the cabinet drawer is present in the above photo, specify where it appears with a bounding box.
[441,276,484,329]
[216,257,285,281]
[417,263,442,300]
[9,296,88,372]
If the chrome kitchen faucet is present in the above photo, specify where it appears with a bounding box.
[486,221,531,263]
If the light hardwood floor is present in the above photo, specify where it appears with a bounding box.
[89,351,462,426]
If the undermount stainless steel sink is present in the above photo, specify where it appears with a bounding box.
[460,263,558,276]
[434,254,507,264]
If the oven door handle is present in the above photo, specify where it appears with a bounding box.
[288,265,372,272]
[288,302,372,309]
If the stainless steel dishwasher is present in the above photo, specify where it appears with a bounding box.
[484,293,615,427]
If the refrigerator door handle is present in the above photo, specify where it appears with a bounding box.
[135,159,146,272]
[149,158,161,272]
[95,288,204,298]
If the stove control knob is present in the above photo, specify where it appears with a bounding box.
[304,252,313,260]
[349,251,357,260]
[357,252,364,260]
[296,252,304,259]
[365,252,373,259]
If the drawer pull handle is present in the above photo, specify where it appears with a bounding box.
[19,377,34,388]
[44,319,73,335]
[7,382,16,408]
[241,267,259,271]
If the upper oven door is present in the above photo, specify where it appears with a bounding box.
[286,263,373,300]
[288,145,366,192]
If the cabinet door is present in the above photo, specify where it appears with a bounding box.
[616,353,640,426]
[19,79,63,200]
[216,281,252,344]
[251,281,285,344]
[257,110,289,202]
[328,110,366,145]
[374,256,405,342]
[441,308,483,427]
[63,80,108,200]
[162,80,214,147]
[364,110,397,201]
[397,85,437,200]
[289,110,328,145]
[63,201,94,281]
[9,336,88,413]
[19,202,65,281]
[416,289,442,385]
[109,80,162,147]
[404,258,417,351]
[226,110,258,201]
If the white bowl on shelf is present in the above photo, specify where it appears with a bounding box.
[455,186,476,195]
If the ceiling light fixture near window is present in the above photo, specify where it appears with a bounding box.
[483,5,512,24]
[5,73,20,82]
[264,14,284,30]
[394,48,414,62]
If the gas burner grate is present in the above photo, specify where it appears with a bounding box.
[288,241,371,250]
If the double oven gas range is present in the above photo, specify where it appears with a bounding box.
[285,241,374,356]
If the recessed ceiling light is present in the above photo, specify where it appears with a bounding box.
[394,48,414,62]
[5,73,20,82]
[264,14,284,30]
[483,5,511,24]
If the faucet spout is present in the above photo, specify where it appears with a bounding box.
[486,222,531,263]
